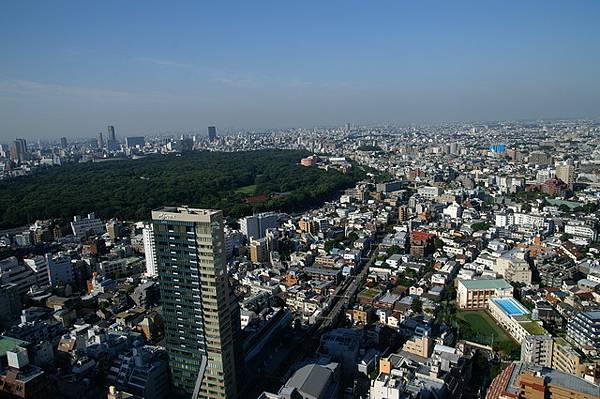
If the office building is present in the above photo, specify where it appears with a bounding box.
[417,186,443,201]
[126,136,145,148]
[208,126,217,141]
[60,137,68,149]
[10,138,27,163]
[108,125,116,141]
[71,213,105,239]
[143,224,158,277]
[152,207,239,398]
[106,125,119,151]
[495,249,532,285]
[97,132,105,149]
[240,212,278,241]
[376,181,402,193]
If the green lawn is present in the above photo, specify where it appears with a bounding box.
[456,310,515,347]
[235,184,257,195]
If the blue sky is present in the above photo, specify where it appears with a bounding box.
[1,1,599,139]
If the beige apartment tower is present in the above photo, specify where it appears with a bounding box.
[151,207,239,399]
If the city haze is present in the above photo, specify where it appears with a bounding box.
[1,1,600,139]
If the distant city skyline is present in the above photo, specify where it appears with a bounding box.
[1,1,600,139]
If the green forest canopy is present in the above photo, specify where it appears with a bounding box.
[0,150,366,228]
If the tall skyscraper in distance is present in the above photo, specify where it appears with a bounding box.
[60,137,68,149]
[208,126,217,141]
[107,125,116,141]
[97,132,105,149]
[9,138,27,163]
[152,207,239,399]
[106,125,119,151]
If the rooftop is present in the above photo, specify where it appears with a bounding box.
[0,336,29,357]
[506,362,599,397]
[459,278,513,290]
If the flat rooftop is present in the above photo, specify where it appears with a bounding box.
[152,207,221,222]
[459,278,513,290]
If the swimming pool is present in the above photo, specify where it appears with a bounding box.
[492,297,528,316]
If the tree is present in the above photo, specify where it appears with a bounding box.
[559,204,571,213]
[434,238,444,250]
[0,149,367,228]
[471,222,491,232]
[560,233,573,242]
[411,297,423,313]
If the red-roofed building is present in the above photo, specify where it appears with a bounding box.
[410,231,435,259]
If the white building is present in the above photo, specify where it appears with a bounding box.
[565,223,597,241]
[24,255,49,287]
[417,186,443,201]
[443,202,463,219]
[142,224,157,277]
[71,212,105,239]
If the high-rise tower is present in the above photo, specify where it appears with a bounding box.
[207,126,217,141]
[107,125,116,141]
[151,207,239,398]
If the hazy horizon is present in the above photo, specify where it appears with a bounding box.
[2,1,599,140]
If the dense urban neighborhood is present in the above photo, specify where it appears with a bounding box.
[0,121,599,398]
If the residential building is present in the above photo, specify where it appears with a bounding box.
[0,256,36,296]
[152,207,239,398]
[410,231,435,259]
[567,311,600,355]
[249,238,269,263]
[143,224,158,277]
[24,256,49,288]
[486,361,599,399]
[106,346,169,399]
[556,163,575,189]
